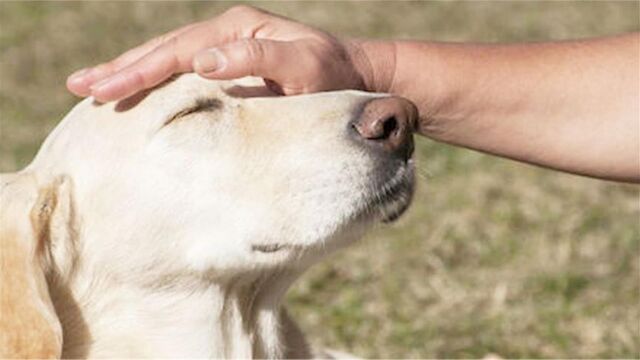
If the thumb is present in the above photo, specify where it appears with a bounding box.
[193,39,304,87]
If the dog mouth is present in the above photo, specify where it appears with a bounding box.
[367,162,415,223]
[378,183,414,223]
[251,163,415,255]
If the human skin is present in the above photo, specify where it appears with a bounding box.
[66,6,640,183]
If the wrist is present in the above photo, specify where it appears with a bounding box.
[391,41,468,138]
[346,39,397,93]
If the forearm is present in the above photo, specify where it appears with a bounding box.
[359,34,640,182]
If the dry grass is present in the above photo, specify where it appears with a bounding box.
[1,2,638,358]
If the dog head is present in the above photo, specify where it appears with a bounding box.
[29,75,417,276]
[1,75,417,356]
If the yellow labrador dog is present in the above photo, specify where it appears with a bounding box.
[0,74,417,358]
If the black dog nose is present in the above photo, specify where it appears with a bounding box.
[352,96,418,160]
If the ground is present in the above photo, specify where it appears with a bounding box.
[0,2,638,358]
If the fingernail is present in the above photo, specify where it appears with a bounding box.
[194,48,227,74]
[68,67,90,81]
[89,76,112,92]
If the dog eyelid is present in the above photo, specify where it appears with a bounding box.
[163,97,223,126]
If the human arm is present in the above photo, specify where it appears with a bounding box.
[359,34,640,182]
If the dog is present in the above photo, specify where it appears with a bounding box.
[0,74,417,358]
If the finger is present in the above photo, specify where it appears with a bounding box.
[66,22,201,97]
[193,39,312,94]
[85,5,283,102]
[90,23,236,102]
[90,44,188,102]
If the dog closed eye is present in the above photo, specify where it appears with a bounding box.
[251,243,287,253]
[163,97,223,126]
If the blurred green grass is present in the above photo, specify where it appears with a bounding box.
[1,1,638,358]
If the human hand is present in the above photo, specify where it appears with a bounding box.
[66,6,387,102]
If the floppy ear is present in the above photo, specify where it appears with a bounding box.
[0,172,72,358]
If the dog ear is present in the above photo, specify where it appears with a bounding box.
[0,172,72,358]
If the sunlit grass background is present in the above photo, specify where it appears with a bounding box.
[1,1,638,358]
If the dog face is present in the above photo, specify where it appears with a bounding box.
[28,75,417,280]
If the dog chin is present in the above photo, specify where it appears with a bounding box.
[363,162,416,224]
[249,163,414,265]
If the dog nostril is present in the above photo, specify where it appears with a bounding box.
[381,116,398,140]
[355,115,400,141]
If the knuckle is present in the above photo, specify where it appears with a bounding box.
[129,71,146,89]
[150,44,181,74]
[243,40,265,64]
[224,5,263,21]
[157,37,182,60]
[226,5,256,15]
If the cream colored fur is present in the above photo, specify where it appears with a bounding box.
[0,75,414,358]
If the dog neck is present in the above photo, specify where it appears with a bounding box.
[50,264,311,358]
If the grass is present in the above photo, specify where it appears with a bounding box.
[1,1,638,358]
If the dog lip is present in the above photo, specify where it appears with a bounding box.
[380,193,412,223]
[370,164,415,223]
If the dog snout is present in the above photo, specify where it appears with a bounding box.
[351,97,418,161]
